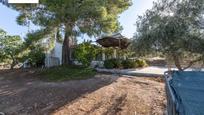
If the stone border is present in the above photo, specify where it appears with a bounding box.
[96,68,164,77]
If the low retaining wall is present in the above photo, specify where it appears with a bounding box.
[96,68,164,77]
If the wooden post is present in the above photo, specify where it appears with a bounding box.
[113,49,117,59]
[123,54,126,60]
[102,48,106,61]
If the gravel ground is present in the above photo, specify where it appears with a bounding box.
[0,69,166,115]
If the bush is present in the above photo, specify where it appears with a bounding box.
[104,60,114,69]
[104,59,122,69]
[27,46,45,67]
[104,59,148,69]
[135,59,148,67]
[122,60,136,69]
[73,42,100,67]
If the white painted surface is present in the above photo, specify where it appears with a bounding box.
[102,52,106,61]
[51,42,62,65]
[113,49,117,58]
[45,41,62,67]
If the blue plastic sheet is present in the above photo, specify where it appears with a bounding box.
[170,71,204,115]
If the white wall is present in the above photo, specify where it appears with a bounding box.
[45,41,62,67]
[51,41,62,64]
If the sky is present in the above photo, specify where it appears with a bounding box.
[0,0,155,41]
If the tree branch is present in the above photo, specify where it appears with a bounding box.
[183,57,203,70]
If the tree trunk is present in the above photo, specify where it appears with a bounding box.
[9,54,17,69]
[11,62,15,70]
[62,32,72,65]
[10,59,17,70]
[172,53,183,71]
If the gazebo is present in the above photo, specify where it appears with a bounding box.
[96,33,130,60]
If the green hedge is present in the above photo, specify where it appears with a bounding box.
[104,59,122,69]
[104,59,148,69]
[122,60,137,69]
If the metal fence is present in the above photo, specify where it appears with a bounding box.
[164,72,179,115]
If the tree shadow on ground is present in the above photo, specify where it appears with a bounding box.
[0,69,118,115]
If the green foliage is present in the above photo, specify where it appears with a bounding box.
[104,59,148,69]
[103,47,114,59]
[104,59,114,69]
[104,59,122,69]
[56,29,63,43]
[40,65,96,81]
[0,28,47,68]
[27,45,45,67]
[133,0,204,70]
[121,60,136,69]
[1,0,132,64]
[102,48,134,60]
[135,59,148,68]
[74,42,100,66]
[0,28,24,68]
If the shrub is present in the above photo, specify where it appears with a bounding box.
[122,60,136,69]
[135,59,148,67]
[27,46,45,67]
[104,60,114,69]
[104,59,122,69]
[73,42,100,67]
[113,59,122,68]
[104,59,148,69]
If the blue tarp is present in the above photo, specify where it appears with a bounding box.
[170,71,204,115]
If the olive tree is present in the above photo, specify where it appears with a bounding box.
[133,0,204,71]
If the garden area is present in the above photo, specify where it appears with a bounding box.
[1,0,204,114]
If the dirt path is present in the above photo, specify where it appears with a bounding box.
[0,69,166,115]
[54,76,166,115]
